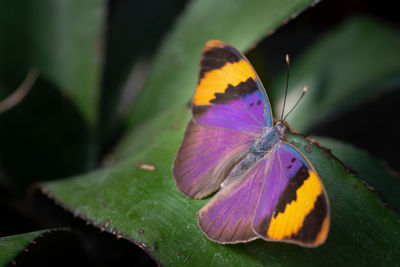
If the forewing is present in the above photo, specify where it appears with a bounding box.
[197,159,269,243]
[173,119,253,199]
[192,40,273,134]
[253,142,330,247]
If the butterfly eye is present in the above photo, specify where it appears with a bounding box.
[283,121,289,128]
[282,126,289,136]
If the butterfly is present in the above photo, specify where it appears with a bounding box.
[173,40,330,247]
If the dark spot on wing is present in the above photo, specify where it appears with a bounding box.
[250,102,254,107]
[291,158,296,162]
[257,100,261,105]
[287,165,292,169]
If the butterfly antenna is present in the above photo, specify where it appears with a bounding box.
[280,54,290,121]
[283,86,308,121]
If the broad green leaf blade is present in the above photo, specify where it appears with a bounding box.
[42,107,400,266]
[30,0,105,125]
[0,0,105,125]
[0,229,86,266]
[126,0,317,128]
[273,16,400,132]
[0,230,47,266]
[315,137,400,212]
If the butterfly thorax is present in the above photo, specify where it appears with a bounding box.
[250,121,289,156]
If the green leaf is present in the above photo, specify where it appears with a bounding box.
[315,137,400,212]
[42,107,400,266]
[272,16,400,132]
[0,0,105,125]
[100,0,188,139]
[0,228,87,266]
[126,0,317,127]
[0,230,47,266]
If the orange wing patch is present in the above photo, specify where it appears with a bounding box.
[203,40,226,51]
[267,170,328,245]
[193,60,256,105]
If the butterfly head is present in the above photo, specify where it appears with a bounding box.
[275,120,289,139]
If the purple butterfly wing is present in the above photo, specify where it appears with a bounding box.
[192,40,273,133]
[173,119,253,199]
[197,142,330,245]
[197,159,269,243]
[173,40,273,199]
[253,142,330,247]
